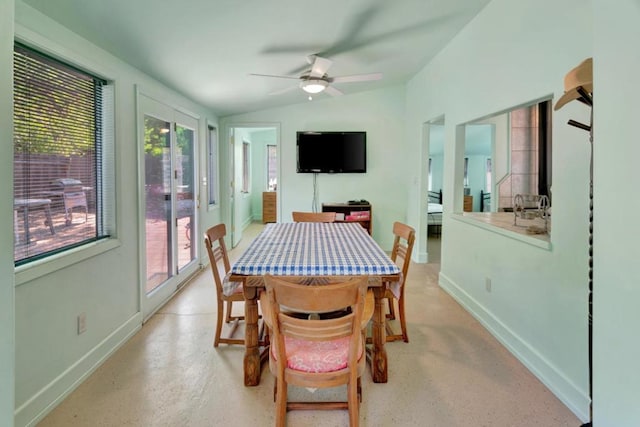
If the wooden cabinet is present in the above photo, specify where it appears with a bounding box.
[322,203,372,234]
[262,192,276,223]
[463,195,473,212]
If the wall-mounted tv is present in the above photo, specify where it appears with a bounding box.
[296,131,367,173]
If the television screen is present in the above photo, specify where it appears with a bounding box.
[296,131,366,173]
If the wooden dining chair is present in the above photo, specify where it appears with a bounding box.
[291,211,336,222]
[261,275,373,427]
[384,221,416,343]
[204,223,246,347]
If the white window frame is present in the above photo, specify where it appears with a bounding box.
[266,144,277,191]
[207,124,219,206]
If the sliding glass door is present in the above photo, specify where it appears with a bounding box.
[175,123,196,271]
[143,114,172,292]
[138,93,198,319]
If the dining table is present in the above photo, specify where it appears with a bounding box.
[227,221,402,386]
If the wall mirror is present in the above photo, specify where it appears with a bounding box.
[461,99,552,214]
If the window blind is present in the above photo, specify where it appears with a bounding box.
[13,43,110,264]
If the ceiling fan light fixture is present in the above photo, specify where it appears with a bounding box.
[300,79,328,94]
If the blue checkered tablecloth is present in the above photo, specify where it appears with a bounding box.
[227,222,400,294]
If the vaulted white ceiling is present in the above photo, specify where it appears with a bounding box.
[22,0,491,117]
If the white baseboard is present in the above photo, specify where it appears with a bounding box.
[438,272,590,423]
[15,312,143,427]
[242,217,254,230]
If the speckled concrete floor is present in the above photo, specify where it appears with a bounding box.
[38,223,581,426]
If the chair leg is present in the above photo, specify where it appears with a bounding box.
[398,294,409,343]
[214,299,224,347]
[348,376,359,427]
[381,293,410,343]
[275,377,287,427]
[386,297,396,320]
[225,301,233,323]
[260,321,270,347]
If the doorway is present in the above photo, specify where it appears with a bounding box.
[422,118,444,264]
[226,125,279,248]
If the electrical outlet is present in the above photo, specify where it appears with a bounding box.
[485,277,492,292]
[77,312,87,335]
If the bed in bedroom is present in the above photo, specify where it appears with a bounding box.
[428,190,443,237]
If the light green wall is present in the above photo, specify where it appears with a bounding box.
[405,0,592,421]
[593,1,640,425]
[10,3,219,425]
[221,86,407,250]
[1,0,16,425]
[249,129,277,221]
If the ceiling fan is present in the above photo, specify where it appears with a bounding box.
[250,55,382,97]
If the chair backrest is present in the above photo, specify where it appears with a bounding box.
[391,222,416,280]
[291,211,336,222]
[204,223,231,296]
[263,275,367,367]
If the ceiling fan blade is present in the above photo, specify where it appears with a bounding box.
[324,86,343,97]
[287,63,311,76]
[337,14,454,55]
[260,1,451,60]
[259,0,383,56]
[261,43,325,55]
[309,56,333,78]
[318,1,383,58]
[268,85,299,96]
[330,73,383,84]
[249,73,299,80]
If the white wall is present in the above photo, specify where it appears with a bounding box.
[10,3,219,425]
[1,0,16,425]
[405,0,592,421]
[593,1,640,425]
[221,86,407,250]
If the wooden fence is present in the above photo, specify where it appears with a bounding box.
[14,153,95,204]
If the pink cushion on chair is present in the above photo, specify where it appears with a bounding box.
[230,283,244,295]
[272,336,363,373]
[222,272,243,296]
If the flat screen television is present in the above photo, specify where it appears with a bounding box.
[296,131,367,173]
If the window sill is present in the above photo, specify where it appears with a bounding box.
[14,238,121,286]
[451,212,551,250]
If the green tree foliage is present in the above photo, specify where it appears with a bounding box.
[14,45,97,155]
